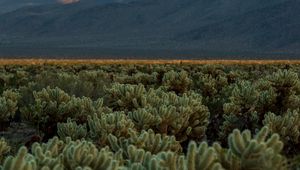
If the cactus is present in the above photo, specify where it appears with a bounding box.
[220,81,260,141]
[162,70,192,94]
[0,90,20,122]
[88,112,135,146]
[215,127,287,170]
[185,141,223,170]
[108,128,182,158]
[104,83,147,111]
[0,138,10,163]
[115,72,158,87]
[21,87,110,138]
[1,147,37,170]
[62,139,117,170]
[267,69,300,113]
[263,110,300,155]
[57,119,87,141]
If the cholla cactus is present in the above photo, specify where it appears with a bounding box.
[0,138,10,163]
[220,81,260,141]
[223,81,259,114]
[21,87,110,137]
[124,145,155,169]
[1,147,38,170]
[31,137,64,169]
[1,137,117,170]
[57,119,87,141]
[214,127,286,170]
[128,108,161,130]
[185,142,222,170]
[263,110,300,154]
[122,141,222,170]
[21,87,72,124]
[143,90,209,141]
[0,90,20,122]
[115,72,158,87]
[162,70,192,94]
[62,139,117,170]
[267,69,300,113]
[104,83,147,111]
[194,73,228,97]
[108,128,182,157]
[106,83,209,142]
[255,79,277,115]
[88,112,135,146]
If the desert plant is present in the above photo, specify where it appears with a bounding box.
[162,70,192,94]
[108,128,182,157]
[57,119,87,141]
[214,127,287,170]
[263,110,300,155]
[0,90,20,126]
[0,138,10,163]
[88,112,135,146]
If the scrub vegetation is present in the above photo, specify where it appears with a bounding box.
[1,61,300,169]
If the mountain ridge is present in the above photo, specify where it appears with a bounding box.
[0,0,299,57]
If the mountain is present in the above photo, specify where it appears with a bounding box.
[0,0,299,58]
[0,0,134,13]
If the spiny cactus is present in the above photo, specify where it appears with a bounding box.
[57,119,87,141]
[263,110,300,155]
[88,112,135,146]
[214,127,287,170]
[129,89,210,142]
[124,145,159,169]
[0,138,10,163]
[186,141,223,170]
[31,141,64,169]
[21,87,110,138]
[1,147,37,170]
[108,128,182,157]
[29,136,65,170]
[194,73,228,97]
[254,79,277,117]
[104,83,147,111]
[105,83,209,142]
[128,108,161,130]
[223,81,259,114]
[220,81,260,141]
[62,139,117,170]
[115,72,158,87]
[267,69,300,113]
[0,90,20,122]
[162,70,192,94]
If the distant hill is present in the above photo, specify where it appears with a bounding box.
[0,0,299,58]
[0,0,55,13]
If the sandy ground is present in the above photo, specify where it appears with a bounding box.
[0,59,300,65]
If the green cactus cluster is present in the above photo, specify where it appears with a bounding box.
[0,90,20,122]
[0,138,10,163]
[1,64,300,169]
[0,127,287,170]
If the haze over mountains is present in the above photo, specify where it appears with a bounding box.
[0,0,299,58]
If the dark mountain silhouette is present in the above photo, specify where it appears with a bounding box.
[0,0,299,58]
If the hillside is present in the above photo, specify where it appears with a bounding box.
[0,0,299,58]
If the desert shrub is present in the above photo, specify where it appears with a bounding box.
[0,90,20,122]
[21,87,110,139]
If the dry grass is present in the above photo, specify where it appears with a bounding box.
[0,59,300,65]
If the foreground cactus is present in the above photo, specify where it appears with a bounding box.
[214,126,286,170]
[0,138,10,163]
